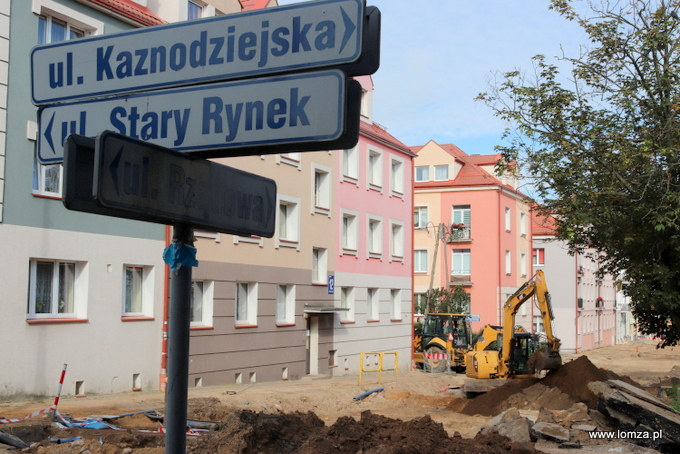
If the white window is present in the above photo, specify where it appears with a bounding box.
[28,259,85,319]
[390,221,404,261]
[191,280,214,328]
[342,210,358,254]
[451,249,471,275]
[414,249,428,273]
[414,206,428,228]
[451,205,471,230]
[33,13,87,198]
[367,215,382,258]
[312,247,327,284]
[236,282,258,326]
[505,207,511,231]
[277,195,300,249]
[434,165,449,181]
[367,288,379,321]
[533,248,545,266]
[415,166,429,182]
[520,252,527,277]
[276,284,296,325]
[520,211,527,237]
[342,146,359,182]
[390,289,402,320]
[312,164,331,215]
[368,148,383,189]
[390,157,404,197]
[340,287,355,321]
[123,265,154,317]
[505,250,512,275]
[187,0,204,19]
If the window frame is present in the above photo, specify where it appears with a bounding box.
[367,147,383,191]
[390,289,402,321]
[505,207,511,231]
[451,249,471,276]
[235,282,258,326]
[190,280,214,328]
[434,165,449,181]
[340,286,355,322]
[277,194,301,250]
[312,247,328,284]
[415,166,430,182]
[366,288,379,321]
[414,206,428,229]
[122,264,154,318]
[505,250,512,275]
[367,214,382,259]
[390,156,404,197]
[27,259,85,320]
[341,209,359,255]
[276,284,296,326]
[342,146,359,183]
[533,248,545,266]
[414,249,428,273]
[390,220,404,262]
[187,0,204,20]
[312,163,332,216]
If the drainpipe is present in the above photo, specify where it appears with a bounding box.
[160,225,171,391]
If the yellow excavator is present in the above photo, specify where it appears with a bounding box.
[464,270,561,392]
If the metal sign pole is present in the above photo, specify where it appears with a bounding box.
[165,224,195,454]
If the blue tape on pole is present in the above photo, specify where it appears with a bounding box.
[163,243,199,272]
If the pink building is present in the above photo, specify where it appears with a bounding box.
[332,76,416,375]
[412,141,533,331]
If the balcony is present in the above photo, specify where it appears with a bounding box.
[449,274,473,286]
[446,226,472,243]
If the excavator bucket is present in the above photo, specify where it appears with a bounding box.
[528,347,562,373]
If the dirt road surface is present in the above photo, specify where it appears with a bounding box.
[1,340,678,453]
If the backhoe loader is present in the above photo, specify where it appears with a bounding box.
[464,270,561,393]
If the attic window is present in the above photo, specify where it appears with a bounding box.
[434,165,448,181]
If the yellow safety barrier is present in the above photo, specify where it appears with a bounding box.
[358,352,399,386]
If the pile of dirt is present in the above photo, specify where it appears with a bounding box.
[190,410,537,454]
[462,355,627,416]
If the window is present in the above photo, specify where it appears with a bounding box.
[390,289,402,320]
[505,207,511,231]
[520,212,527,237]
[520,252,527,277]
[368,148,382,189]
[390,221,404,261]
[367,288,379,321]
[533,248,545,266]
[451,249,471,275]
[414,206,428,229]
[390,157,404,197]
[276,284,295,325]
[122,265,154,317]
[505,250,512,275]
[434,165,449,181]
[312,248,328,284]
[187,0,204,20]
[191,281,214,328]
[533,315,545,333]
[414,249,428,273]
[28,260,82,319]
[451,205,471,240]
[236,282,258,326]
[415,166,429,182]
[34,13,86,198]
[312,164,331,214]
[367,216,382,258]
[342,146,359,182]
[277,195,300,249]
[342,210,358,254]
[340,287,355,322]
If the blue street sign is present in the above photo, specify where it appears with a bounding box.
[37,70,357,164]
[31,0,373,105]
[328,276,335,294]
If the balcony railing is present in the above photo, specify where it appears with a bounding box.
[447,227,471,243]
[449,274,473,286]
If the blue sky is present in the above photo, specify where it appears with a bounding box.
[276,0,586,156]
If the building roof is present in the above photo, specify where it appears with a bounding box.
[412,141,509,189]
[85,0,165,26]
[361,121,415,156]
[239,0,273,10]
[532,210,558,236]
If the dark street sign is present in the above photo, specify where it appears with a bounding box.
[63,132,277,236]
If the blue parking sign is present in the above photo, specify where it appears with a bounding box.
[328,276,335,294]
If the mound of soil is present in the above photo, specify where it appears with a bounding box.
[462,355,628,416]
[190,410,537,454]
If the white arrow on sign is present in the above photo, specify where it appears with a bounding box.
[37,70,346,164]
[31,0,364,105]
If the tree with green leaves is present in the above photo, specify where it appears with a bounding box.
[420,286,471,314]
[477,0,680,346]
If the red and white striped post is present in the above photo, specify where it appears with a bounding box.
[51,364,68,412]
